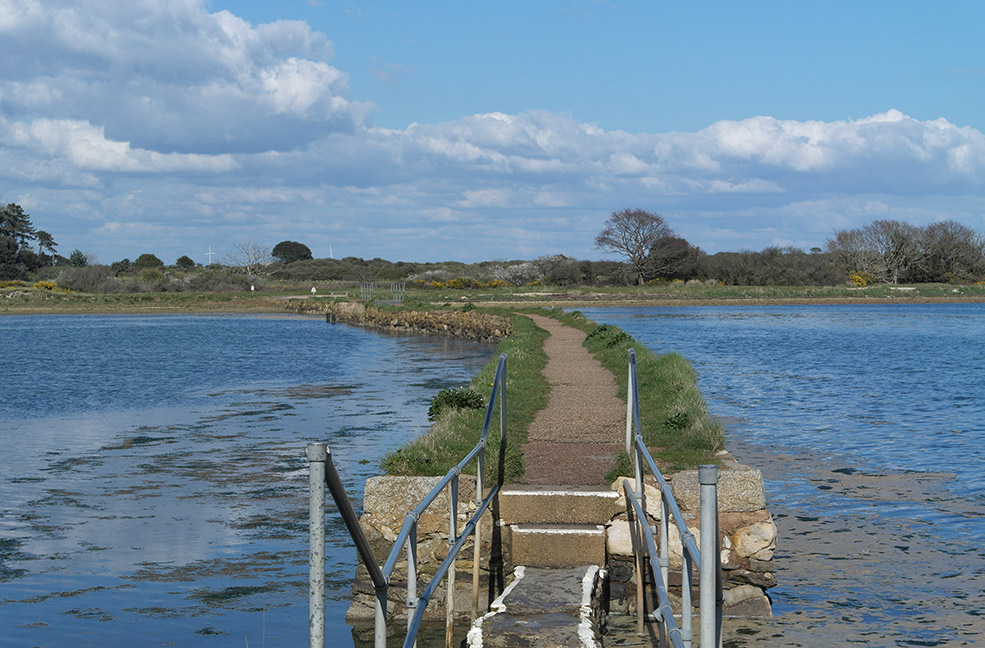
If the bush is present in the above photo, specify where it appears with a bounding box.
[585,324,631,349]
[58,266,111,292]
[32,280,57,291]
[427,388,485,421]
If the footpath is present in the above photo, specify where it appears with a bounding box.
[468,314,629,647]
[520,314,626,485]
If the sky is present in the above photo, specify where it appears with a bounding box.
[2,0,984,265]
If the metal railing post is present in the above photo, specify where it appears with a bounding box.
[699,465,720,648]
[626,353,634,452]
[406,525,418,647]
[306,443,326,648]
[472,449,483,620]
[446,474,459,648]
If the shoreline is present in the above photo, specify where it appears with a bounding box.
[4,293,985,316]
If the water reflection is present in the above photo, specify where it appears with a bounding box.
[0,314,493,647]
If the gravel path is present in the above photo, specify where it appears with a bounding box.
[520,314,626,485]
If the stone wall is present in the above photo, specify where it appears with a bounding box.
[286,300,511,342]
[346,475,499,630]
[348,461,776,633]
[606,452,776,618]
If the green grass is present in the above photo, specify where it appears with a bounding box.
[381,306,724,484]
[549,308,724,476]
[380,312,549,484]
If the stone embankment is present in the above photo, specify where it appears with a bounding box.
[285,300,511,342]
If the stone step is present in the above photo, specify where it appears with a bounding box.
[467,565,603,648]
[509,524,606,568]
[500,485,623,525]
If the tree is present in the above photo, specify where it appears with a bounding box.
[175,255,196,269]
[1,203,41,279]
[134,253,164,269]
[646,236,704,281]
[69,249,89,267]
[596,208,674,285]
[0,203,35,247]
[272,240,313,264]
[913,220,985,283]
[225,240,273,279]
[35,230,57,262]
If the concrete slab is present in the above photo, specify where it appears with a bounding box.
[510,524,606,568]
[500,486,623,525]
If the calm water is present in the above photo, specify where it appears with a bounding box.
[583,304,985,646]
[0,314,493,647]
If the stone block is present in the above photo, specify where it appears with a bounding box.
[731,517,776,560]
[500,486,623,525]
[671,467,766,513]
[609,475,663,520]
[510,524,606,568]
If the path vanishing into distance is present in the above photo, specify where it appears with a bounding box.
[520,314,626,485]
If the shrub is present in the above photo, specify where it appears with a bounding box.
[585,324,631,349]
[427,388,485,421]
[58,266,111,292]
[849,272,874,287]
[32,280,57,291]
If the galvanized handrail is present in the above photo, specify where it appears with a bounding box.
[624,348,722,648]
[307,353,508,648]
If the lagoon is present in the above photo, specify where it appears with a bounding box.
[0,314,493,647]
[583,304,985,646]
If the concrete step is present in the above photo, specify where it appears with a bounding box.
[510,524,606,568]
[500,485,623,525]
[467,565,604,648]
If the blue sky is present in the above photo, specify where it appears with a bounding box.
[2,0,984,265]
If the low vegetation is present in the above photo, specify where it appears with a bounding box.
[553,312,725,474]
[381,308,724,484]
[381,313,549,484]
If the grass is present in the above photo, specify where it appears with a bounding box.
[382,306,724,484]
[4,279,985,315]
[380,312,549,484]
[548,309,725,477]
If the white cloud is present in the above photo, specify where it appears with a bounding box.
[0,0,371,154]
[2,0,985,262]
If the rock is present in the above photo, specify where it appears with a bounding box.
[723,585,772,618]
[609,475,663,520]
[731,517,776,560]
[729,568,778,589]
[672,467,767,513]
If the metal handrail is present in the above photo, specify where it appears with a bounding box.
[625,348,722,648]
[307,353,508,648]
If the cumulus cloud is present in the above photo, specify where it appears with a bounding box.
[0,0,372,153]
[1,0,984,263]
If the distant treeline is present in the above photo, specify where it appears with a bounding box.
[9,214,984,292]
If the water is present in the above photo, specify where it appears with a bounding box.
[582,304,985,646]
[0,314,494,647]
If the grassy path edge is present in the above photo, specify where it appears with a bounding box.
[382,308,723,484]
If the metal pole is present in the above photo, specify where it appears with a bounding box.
[626,353,634,452]
[699,465,720,648]
[472,454,483,620]
[306,443,326,648]
[321,447,388,648]
[446,475,459,648]
[682,551,694,648]
[407,526,418,647]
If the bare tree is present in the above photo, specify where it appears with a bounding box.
[595,208,673,285]
[225,240,272,279]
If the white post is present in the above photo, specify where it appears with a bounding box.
[306,443,327,648]
[699,465,720,648]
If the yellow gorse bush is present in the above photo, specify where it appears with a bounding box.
[33,280,57,291]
